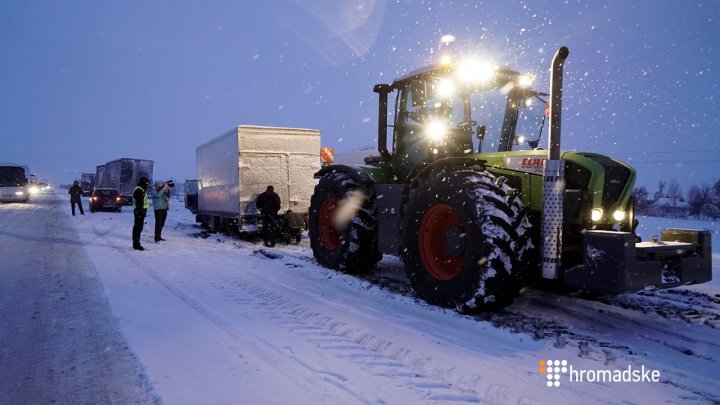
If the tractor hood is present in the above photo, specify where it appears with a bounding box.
[480,150,636,226]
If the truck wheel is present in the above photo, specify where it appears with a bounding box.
[309,172,380,273]
[401,169,533,311]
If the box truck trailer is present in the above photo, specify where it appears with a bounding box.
[194,125,321,234]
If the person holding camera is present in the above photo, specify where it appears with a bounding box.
[149,180,173,243]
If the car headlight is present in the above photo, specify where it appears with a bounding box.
[15,191,25,196]
[591,208,603,222]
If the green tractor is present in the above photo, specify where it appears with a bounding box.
[308,47,712,310]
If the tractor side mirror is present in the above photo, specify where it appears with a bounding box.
[476,125,486,152]
[513,135,540,149]
[476,125,486,140]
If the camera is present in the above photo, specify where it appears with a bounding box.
[166,180,175,188]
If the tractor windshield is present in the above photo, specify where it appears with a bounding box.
[468,88,510,153]
[394,72,545,168]
[512,94,549,151]
[396,76,511,154]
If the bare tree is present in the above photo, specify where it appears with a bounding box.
[713,179,720,205]
[666,180,683,218]
[632,186,650,215]
[687,184,712,219]
[655,180,666,199]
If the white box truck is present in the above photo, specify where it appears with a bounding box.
[195,125,321,233]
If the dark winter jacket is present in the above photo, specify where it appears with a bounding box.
[256,189,281,215]
[283,210,305,230]
[68,185,83,202]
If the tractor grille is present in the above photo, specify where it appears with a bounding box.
[564,161,591,191]
[582,154,632,212]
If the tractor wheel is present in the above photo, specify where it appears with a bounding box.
[401,169,533,311]
[309,172,380,273]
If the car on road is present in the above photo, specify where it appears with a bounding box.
[89,188,123,213]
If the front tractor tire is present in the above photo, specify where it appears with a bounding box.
[309,172,380,273]
[401,169,533,311]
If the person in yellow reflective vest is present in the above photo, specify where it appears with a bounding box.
[131,177,151,250]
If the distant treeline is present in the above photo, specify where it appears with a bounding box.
[633,179,720,220]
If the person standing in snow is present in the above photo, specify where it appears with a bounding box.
[149,180,171,243]
[131,177,150,251]
[68,180,85,216]
[256,185,281,247]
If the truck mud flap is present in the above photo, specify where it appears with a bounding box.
[563,229,712,294]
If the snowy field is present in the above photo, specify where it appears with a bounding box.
[2,190,719,404]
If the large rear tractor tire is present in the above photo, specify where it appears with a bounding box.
[309,172,381,273]
[401,169,533,311]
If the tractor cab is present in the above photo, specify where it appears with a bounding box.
[373,62,548,181]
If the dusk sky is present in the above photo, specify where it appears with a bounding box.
[1,1,718,192]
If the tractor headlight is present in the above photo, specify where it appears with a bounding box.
[425,120,448,142]
[29,186,40,194]
[591,208,603,222]
[612,210,626,222]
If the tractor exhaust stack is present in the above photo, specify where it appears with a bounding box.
[541,46,569,280]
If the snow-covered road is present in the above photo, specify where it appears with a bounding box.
[2,191,719,404]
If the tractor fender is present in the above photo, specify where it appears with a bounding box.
[405,157,487,194]
[398,157,488,219]
[314,164,375,186]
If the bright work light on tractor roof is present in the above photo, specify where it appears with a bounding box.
[518,74,535,87]
[425,120,448,143]
[456,58,496,84]
[436,79,455,98]
[591,208,603,222]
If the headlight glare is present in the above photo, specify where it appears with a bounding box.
[613,210,626,222]
[425,120,448,142]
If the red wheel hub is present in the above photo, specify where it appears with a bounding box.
[319,198,340,251]
[419,204,465,280]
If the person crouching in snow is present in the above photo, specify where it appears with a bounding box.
[149,180,171,243]
[282,209,305,244]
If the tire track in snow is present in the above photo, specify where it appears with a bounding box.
[202,270,490,403]
[251,246,720,402]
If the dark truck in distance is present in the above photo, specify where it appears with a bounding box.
[95,158,153,205]
[80,172,95,196]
